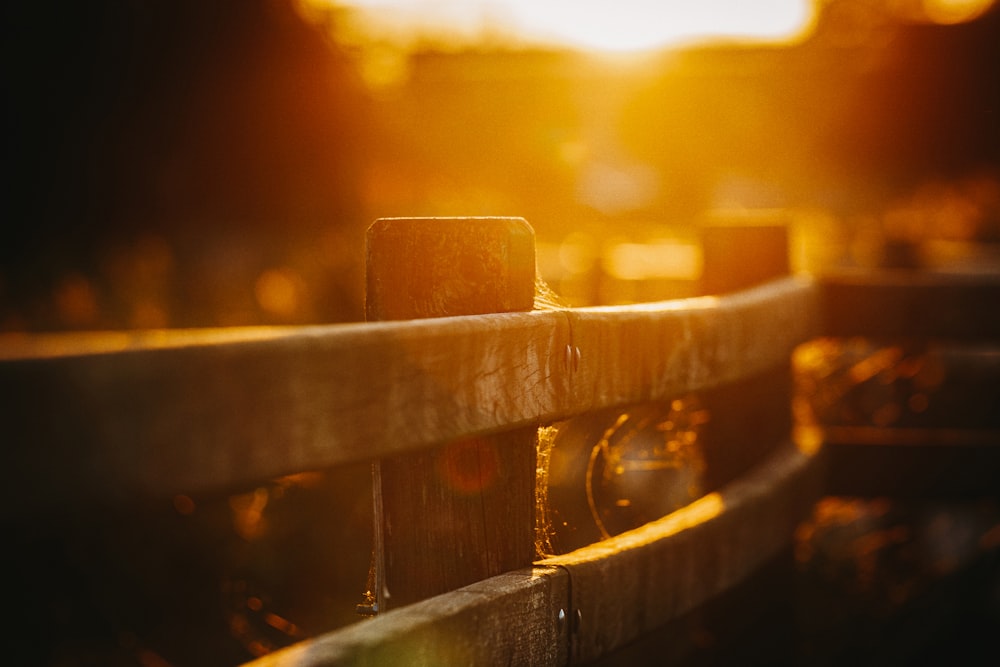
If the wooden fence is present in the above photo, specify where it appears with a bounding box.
[3,217,998,665]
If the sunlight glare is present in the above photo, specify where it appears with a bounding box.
[508,0,816,51]
[325,0,818,52]
[922,0,995,24]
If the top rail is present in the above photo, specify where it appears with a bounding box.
[1,275,816,516]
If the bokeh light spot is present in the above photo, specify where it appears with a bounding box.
[437,438,500,494]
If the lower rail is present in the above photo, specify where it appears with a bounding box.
[250,437,824,666]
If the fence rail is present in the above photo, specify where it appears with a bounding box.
[250,440,820,667]
[2,275,815,517]
[3,218,997,666]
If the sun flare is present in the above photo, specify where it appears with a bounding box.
[504,0,817,51]
[320,0,819,52]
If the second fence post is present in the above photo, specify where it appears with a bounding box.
[365,216,538,610]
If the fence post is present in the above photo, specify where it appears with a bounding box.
[365,217,537,610]
[698,217,795,485]
[695,217,801,657]
[699,217,789,296]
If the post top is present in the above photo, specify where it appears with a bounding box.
[366,216,536,321]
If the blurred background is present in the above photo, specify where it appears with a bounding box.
[3,0,999,328]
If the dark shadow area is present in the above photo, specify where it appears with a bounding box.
[11,462,373,666]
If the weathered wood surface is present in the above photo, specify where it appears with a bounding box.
[542,438,823,664]
[365,217,537,609]
[1,276,817,516]
[244,438,823,667]
[818,269,1000,341]
[366,217,536,320]
[249,566,570,667]
[561,277,817,416]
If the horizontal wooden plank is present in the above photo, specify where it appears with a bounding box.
[0,277,817,514]
[818,269,1000,341]
[541,437,824,663]
[247,566,570,667]
[1,313,567,514]
[244,437,824,666]
[565,277,817,414]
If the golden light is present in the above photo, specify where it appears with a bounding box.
[921,0,995,24]
[437,438,501,494]
[503,0,816,51]
[318,0,819,52]
[886,0,997,23]
[254,268,305,319]
[603,239,702,281]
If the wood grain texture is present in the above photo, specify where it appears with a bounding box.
[1,276,817,515]
[366,217,536,320]
[542,438,825,664]
[564,276,817,413]
[247,566,569,667]
[242,438,823,667]
[365,217,538,608]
